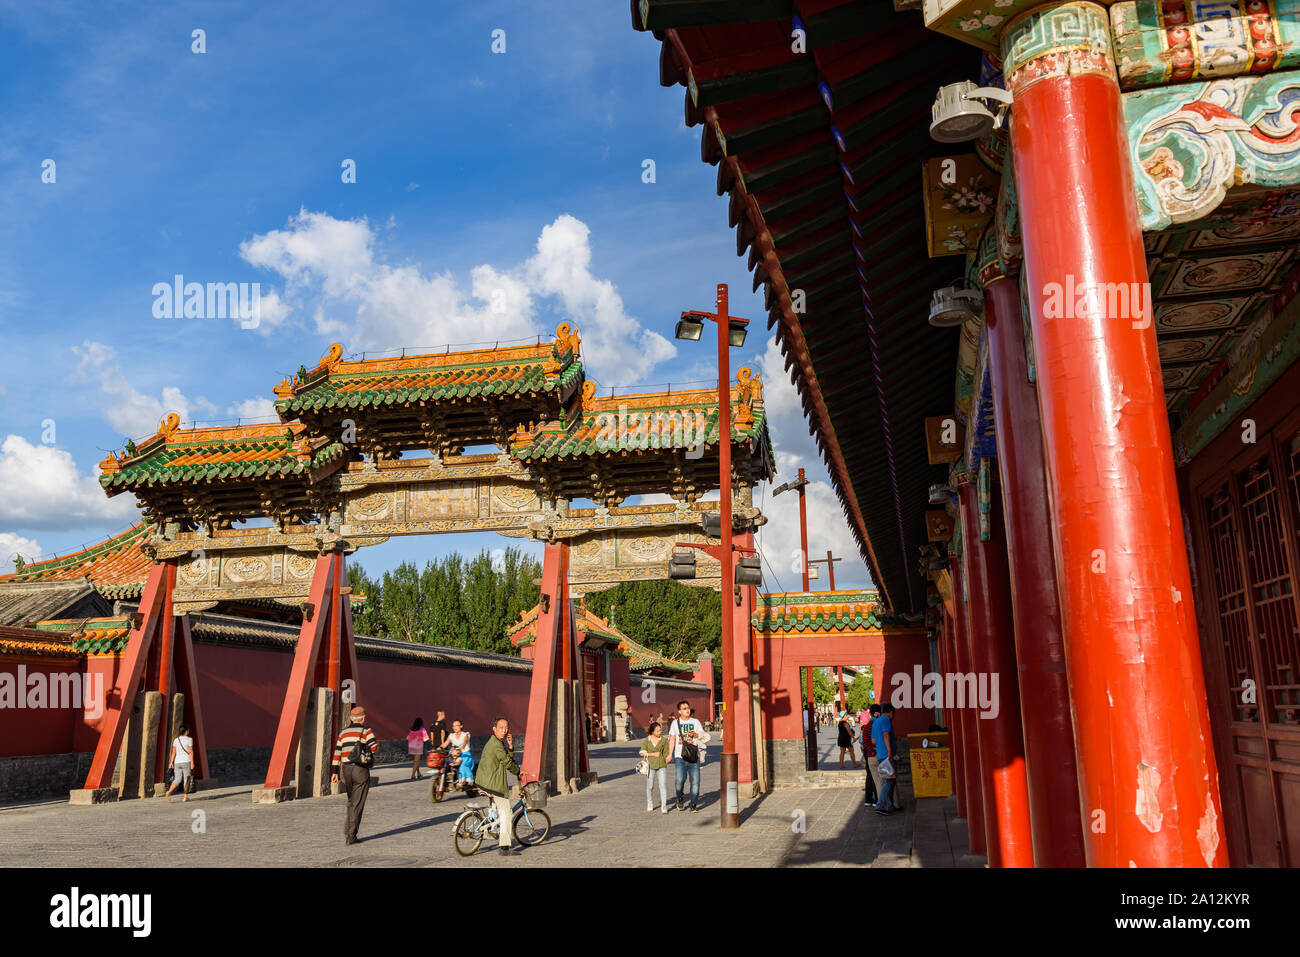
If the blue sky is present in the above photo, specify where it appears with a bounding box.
[0,0,873,593]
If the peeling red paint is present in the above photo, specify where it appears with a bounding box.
[1136,762,1164,833]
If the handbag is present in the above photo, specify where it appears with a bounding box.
[635,759,649,775]
[879,757,896,778]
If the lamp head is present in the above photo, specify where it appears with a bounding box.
[675,312,706,341]
[929,81,1013,143]
[928,285,982,327]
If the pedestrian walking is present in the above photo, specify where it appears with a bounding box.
[448,719,475,789]
[873,703,900,815]
[667,699,710,812]
[475,716,522,856]
[165,724,195,802]
[639,721,671,813]
[408,717,430,780]
[331,705,378,845]
[862,706,879,806]
[837,711,859,769]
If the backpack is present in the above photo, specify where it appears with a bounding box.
[346,726,374,767]
[677,720,700,764]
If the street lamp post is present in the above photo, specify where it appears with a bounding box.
[773,467,816,770]
[674,282,748,830]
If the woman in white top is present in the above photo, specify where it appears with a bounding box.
[166,725,195,802]
[447,720,475,788]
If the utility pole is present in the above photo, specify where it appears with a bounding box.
[773,468,815,769]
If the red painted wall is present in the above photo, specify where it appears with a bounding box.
[626,675,711,730]
[609,657,630,710]
[755,630,932,742]
[355,656,530,741]
[0,658,82,756]
[7,643,532,758]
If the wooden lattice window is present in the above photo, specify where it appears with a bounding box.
[1238,457,1300,726]
[1205,484,1258,722]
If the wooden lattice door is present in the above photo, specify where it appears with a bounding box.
[1195,409,1300,867]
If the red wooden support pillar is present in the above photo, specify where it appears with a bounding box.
[959,482,1034,867]
[1003,1,1226,866]
[172,615,210,780]
[943,611,966,819]
[150,563,177,787]
[950,555,986,855]
[732,532,757,789]
[80,562,168,792]
[984,273,1087,866]
[837,666,846,712]
[76,560,211,800]
[521,541,585,789]
[572,598,590,776]
[263,553,335,791]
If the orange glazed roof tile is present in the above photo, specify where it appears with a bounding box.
[507,601,697,674]
[0,524,152,598]
[274,326,585,414]
[99,417,347,490]
[0,624,82,659]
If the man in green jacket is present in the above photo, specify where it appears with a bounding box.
[475,716,521,856]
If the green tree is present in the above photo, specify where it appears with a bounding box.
[423,555,467,646]
[379,561,427,643]
[846,669,874,713]
[811,667,835,705]
[347,563,385,638]
[583,580,720,663]
[462,551,504,652]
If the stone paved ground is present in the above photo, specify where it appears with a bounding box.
[0,728,980,868]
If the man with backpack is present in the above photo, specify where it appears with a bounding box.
[667,699,711,812]
[331,705,378,845]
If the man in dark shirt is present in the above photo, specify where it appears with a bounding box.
[431,711,448,750]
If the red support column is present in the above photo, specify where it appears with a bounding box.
[522,541,577,787]
[82,562,168,791]
[959,482,1034,867]
[327,550,343,729]
[264,553,335,790]
[732,532,756,788]
[984,274,1087,866]
[172,615,210,780]
[943,612,966,819]
[151,563,177,787]
[950,555,986,856]
[1003,0,1226,866]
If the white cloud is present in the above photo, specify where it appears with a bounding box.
[0,532,43,575]
[753,337,872,591]
[239,209,675,384]
[0,435,137,531]
[73,340,216,438]
[227,397,278,421]
[525,215,676,383]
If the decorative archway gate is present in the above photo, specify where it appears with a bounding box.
[74,326,772,802]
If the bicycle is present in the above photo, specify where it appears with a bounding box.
[452,777,550,856]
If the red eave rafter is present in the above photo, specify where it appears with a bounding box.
[696,94,891,609]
